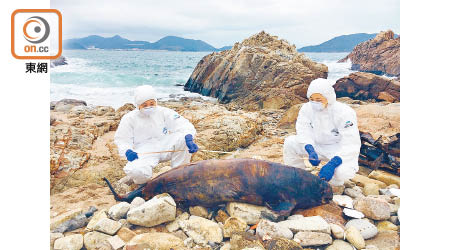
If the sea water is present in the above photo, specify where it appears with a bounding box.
[50,50,353,108]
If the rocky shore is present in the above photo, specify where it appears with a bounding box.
[50,96,399,250]
[50,30,400,250]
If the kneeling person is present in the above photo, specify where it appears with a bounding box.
[283,78,361,186]
[115,85,198,184]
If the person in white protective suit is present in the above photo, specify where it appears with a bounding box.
[114,85,198,184]
[283,78,361,186]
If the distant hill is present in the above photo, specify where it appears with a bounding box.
[63,35,218,51]
[298,33,399,53]
[218,46,233,51]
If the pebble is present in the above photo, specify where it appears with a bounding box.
[215,209,230,224]
[345,226,365,249]
[223,217,248,238]
[108,202,130,220]
[179,215,223,245]
[278,216,330,234]
[330,223,344,239]
[93,218,122,235]
[363,183,380,196]
[293,231,332,247]
[376,221,398,232]
[326,239,354,250]
[353,197,391,220]
[345,219,378,240]
[83,231,112,250]
[116,227,136,243]
[343,208,365,219]
[332,195,354,209]
[50,233,64,250]
[189,206,209,218]
[166,212,190,232]
[344,187,364,199]
[107,235,125,250]
[86,209,108,231]
[124,232,185,249]
[256,219,293,240]
[53,234,84,250]
[129,197,145,209]
[127,193,176,227]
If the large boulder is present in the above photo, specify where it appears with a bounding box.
[184,31,328,110]
[339,30,400,77]
[334,72,400,102]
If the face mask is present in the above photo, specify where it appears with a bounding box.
[140,106,156,116]
[310,101,325,112]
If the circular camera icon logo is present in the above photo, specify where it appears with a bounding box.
[23,16,50,44]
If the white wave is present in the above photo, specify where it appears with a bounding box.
[50,57,103,73]
[50,83,214,109]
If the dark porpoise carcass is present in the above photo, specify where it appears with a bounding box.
[104,158,333,216]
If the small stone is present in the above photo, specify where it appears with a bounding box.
[365,231,400,250]
[351,174,387,189]
[107,235,125,250]
[345,226,365,249]
[166,212,190,232]
[278,216,330,234]
[353,197,391,220]
[230,232,265,250]
[368,170,400,187]
[215,209,230,224]
[293,231,332,247]
[86,209,108,231]
[129,197,145,209]
[343,208,365,219]
[345,219,378,240]
[93,218,122,235]
[50,208,83,231]
[376,221,398,232]
[116,227,136,242]
[344,187,364,199]
[332,195,354,209]
[263,238,303,250]
[51,233,64,250]
[363,183,380,196]
[224,217,248,238]
[330,223,344,239]
[294,202,346,228]
[326,239,353,250]
[108,202,131,220]
[127,193,176,227]
[179,215,223,245]
[84,231,112,250]
[256,219,293,240]
[125,232,185,249]
[54,234,84,250]
[189,206,209,218]
[287,214,304,220]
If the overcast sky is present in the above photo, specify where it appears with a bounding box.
[51,0,400,48]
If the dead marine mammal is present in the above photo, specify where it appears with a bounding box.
[104,158,333,215]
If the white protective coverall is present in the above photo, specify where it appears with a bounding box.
[283,78,361,186]
[114,85,197,184]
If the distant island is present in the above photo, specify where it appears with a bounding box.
[298,33,399,53]
[63,35,231,52]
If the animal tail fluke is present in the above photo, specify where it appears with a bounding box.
[103,177,144,203]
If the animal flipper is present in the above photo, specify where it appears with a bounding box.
[103,177,144,203]
[271,201,296,217]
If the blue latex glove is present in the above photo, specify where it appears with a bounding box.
[305,144,321,166]
[318,156,343,181]
[125,149,138,162]
[185,134,199,153]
